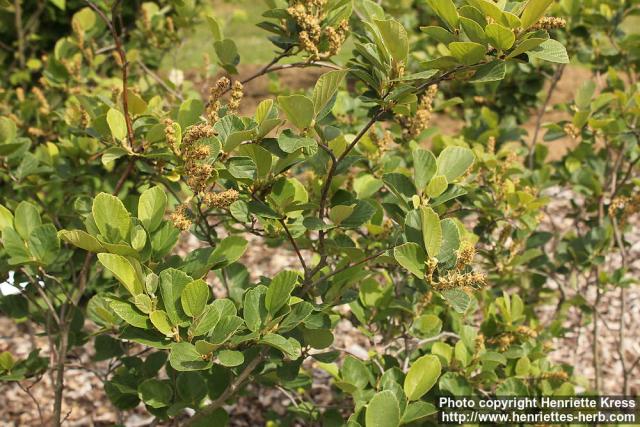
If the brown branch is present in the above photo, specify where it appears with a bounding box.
[17,380,45,426]
[301,246,395,295]
[184,349,267,426]
[278,218,309,277]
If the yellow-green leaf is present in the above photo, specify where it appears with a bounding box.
[404,354,442,401]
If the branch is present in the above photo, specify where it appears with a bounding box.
[136,60,184,101]
[302,246,396,294]
[278,218,309,277]
[184,349,267,426]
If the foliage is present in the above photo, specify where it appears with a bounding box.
[0,0,638,426]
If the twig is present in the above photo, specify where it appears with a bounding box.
[278,218,309,277]
[17,380,45,425]
[302,246,395,294]
[528,65,565,168]
[136,60,184,101]
[184,348,267,426]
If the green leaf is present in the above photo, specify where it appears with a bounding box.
[98,253,143,295]
[402,402,437,423]
[265,270,299,315]
[442,288,471,313]
[515,356,531,377]
[448,42,486,65]
[576,80,596,110]
[14,202,41,240]
[214,38,240,66]
[366,390,400,427]
[0,117,17,143]
[49,0,65,10]
[527,39,570,64]
[0,204,13,231]
[169,342,213,371]
[354,175,384,199]
[329,204,355,225]
[217,350,244,367]
[259,334,301,359]
[470,61,506,83]
[134,294,153,314]
[106,108,127,141]
[279,302,313,332]
[420,26,456,45]
[138,186,167,232]
[438,219,461,262]
[150,310,175,337]
[436,146,475,182]
[420,207,442,258]
[0,351,15,371]
[277,95,315,130]
[460,17,486,44]
[181,279,210,318]
[485,23,515,50]
[426,175,448,198]
[507,38,547,59]
[302,327,334,349]
[28,224,60,265]
[209,315,244,345]
[160,268,193,325]
[176,372,207,404]
[243,285,267,332]
[101,147,128,166]
[177,99,204,129]
[209,236,248,269]
[413,149,437,190]
[342,356,371,389]
[394,243,426,279]
[191,304,222,336]
[2,227,30,264]
[404,355,441,401]
[425,0,459,30]
[374,19,409,63]
[110,299,151,328]
[312,70,348,116]
[278,130,317,154]
[520,0,554,30]
[466,0,506,25]
[205,14,223,41]
[92,193,131,242]
[138,379,173,408]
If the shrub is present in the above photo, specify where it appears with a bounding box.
[1,0,638,426]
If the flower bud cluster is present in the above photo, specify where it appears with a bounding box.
[287,2,349,59]
[32,87,50,115]
[530,17,567,31]
[203,189,240,209]
[170,204,192,231]
[456,241,476,270]
[564,123,580,139]
[206,77,231,124]
[181,124,217,193]
[434,271,487,292]
[404,85,438,138]
[228,81,244,114]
